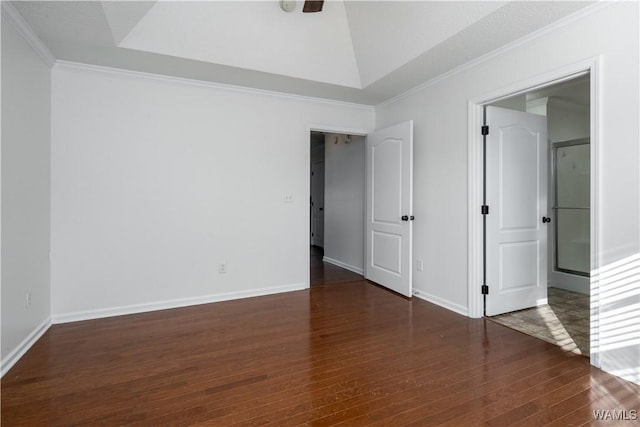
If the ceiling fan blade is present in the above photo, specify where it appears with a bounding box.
[303,0,324,13]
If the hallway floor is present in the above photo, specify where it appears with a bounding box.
[489,287,590,356]
[309,245,363,286]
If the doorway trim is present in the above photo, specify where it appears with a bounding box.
[305,124,370,286]
[466,57,601,366]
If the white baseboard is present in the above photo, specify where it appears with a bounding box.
[322,256,364,275]
[549,271,590,295]
[1,317,52,378]
[412,288,469,317]
[52,283,308,324]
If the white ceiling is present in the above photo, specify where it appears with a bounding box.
[11,1,595,105]
[345,1,505,87]
[119,1,362,88]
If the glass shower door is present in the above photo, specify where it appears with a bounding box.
[553,140,590,276]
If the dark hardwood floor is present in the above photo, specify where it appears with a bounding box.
[2,248,639,425]
[310,245,363,286]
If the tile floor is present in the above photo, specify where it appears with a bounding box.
[489,287,590,356]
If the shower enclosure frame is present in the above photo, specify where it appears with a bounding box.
[551,137,590,278]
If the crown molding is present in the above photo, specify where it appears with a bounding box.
[528,95,589,113]
[548,96,590,113]
[53,60,375,112]
[378,1,612,109]
[526,96,549,110]
[1,1,56,67]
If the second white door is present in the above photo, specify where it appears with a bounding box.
[365,121,413,297]
[485,106,548,316]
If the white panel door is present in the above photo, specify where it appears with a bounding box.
[311,160,325,247]
[365,121,413,297]
[486,106,548,316]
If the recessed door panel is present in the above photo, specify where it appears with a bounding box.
[372,139,402,224]
[499,128,539,231]
[372,231,401,275]
[500,241,539,291]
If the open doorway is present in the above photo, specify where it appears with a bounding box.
[309,131,366,286]
[307,122,414,297]
[484,74,591,355]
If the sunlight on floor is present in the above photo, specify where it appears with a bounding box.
[489,287,589,355]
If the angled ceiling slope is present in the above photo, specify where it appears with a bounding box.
[12,1,594,105]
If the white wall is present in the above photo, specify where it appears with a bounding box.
[1,15,51,370]
[323,134,365,274]
[547,98,589,143]
[376,2,639,383]
[50,63,374,321]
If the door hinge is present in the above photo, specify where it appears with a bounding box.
[481,205,489,215]
[481,125,489,135]
[481,285,489,295]
[312,232,314,236]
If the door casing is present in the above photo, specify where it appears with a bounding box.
[467,57,601,367]
[305,124,370,286]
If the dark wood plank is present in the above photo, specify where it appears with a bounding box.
[310,245,363,286]
[2,250,639,425]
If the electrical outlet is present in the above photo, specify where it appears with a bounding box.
[219,263,227,274]
[26,292,32,309]
[416,259,424,272]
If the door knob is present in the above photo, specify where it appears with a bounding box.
[542,216,551,223]
[401,215,409,221]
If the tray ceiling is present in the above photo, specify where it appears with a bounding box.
[11,1,594,105]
